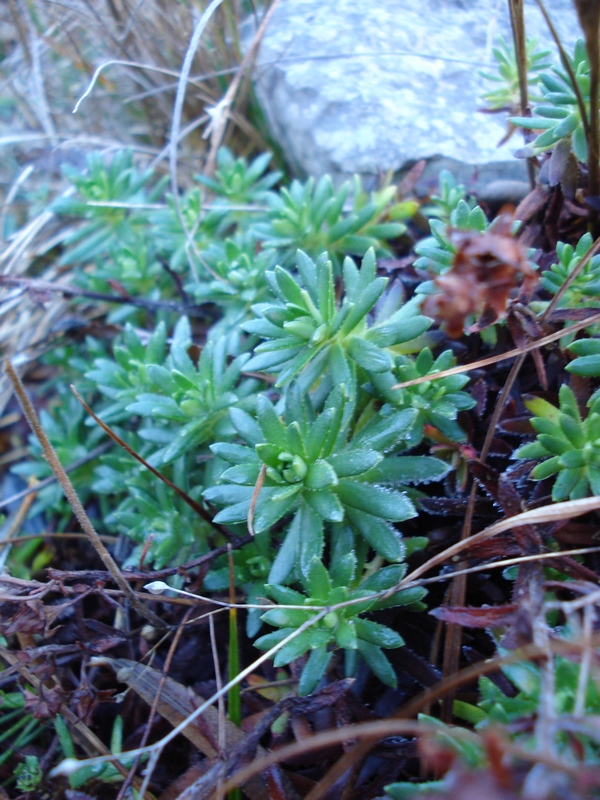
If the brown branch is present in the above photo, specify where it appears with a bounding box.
[47,534,253,584]
[441,351,526,718]
[573,0,600,231]
[392,308,600,390]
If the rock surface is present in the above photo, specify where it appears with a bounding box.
[249,0,579,194]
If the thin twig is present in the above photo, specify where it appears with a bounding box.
[542,235,600,319]
[0,490,37,572]
[573,0,600,229]
[70,385,232,538]
[441,352,526,718]
[508,0,536,189]
[73,59,210,114]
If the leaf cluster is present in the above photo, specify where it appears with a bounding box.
[256,555,425,694]
[385,647,600,798]
[254,174,412,269]
[15,147,473,690]
[540,232,600,311]
[479,34,552,111]
[510,39,591,161]
[243,248,432,389]
[515,385,600,500]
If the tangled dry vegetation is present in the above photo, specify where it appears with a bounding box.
[2,2,600,799]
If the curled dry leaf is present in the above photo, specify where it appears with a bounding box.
[422,210,538,338]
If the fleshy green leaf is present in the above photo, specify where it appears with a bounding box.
[336,481,415,521]
[298,645,333,695]
[356,640,397,687]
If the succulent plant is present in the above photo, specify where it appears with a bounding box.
[255,554,426,694]
[515,384,600,500]
[53,150,164,266]
[540,232,600,310]
[194,147,281,206]
[368,347,475,447]
[243,248,432,392]
[253,174,411,268]
[479,34,552,112]
[510,39,591,161]
[206,384,449,580]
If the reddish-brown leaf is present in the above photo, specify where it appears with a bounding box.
[430,604,519,628]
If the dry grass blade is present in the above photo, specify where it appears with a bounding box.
[0,486,36,572]
[204,0,283,176]
[392,308,600,389]
[5,361,166,629]
[397,495,600,589]
[73,59,211,114]
[169,0,227,222]
[247,463,266,536]
[415,545,600,587]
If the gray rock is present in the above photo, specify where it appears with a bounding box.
[248,0,580,194]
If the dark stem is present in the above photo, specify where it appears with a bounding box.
[0,274,210,319]
[70,385,233,539]
[573,0,600,233]
[536,0,590,142]
[441,352,527,721]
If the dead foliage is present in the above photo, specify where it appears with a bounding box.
[422,209,539,338]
